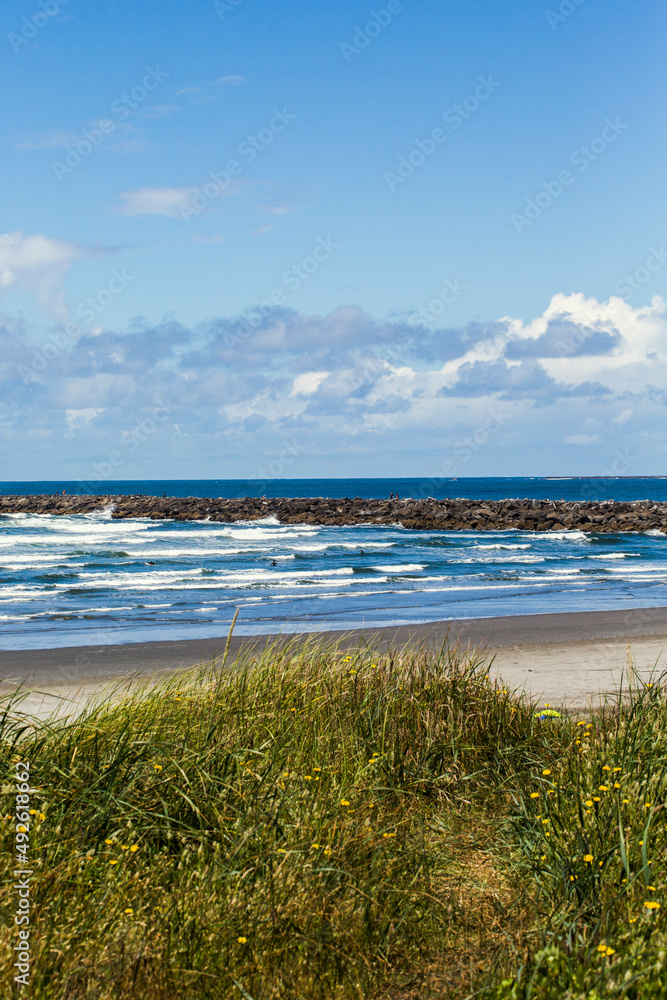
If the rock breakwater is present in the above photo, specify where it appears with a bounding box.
[2,494,667,533]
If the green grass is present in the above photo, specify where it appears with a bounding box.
[0,637,665,999]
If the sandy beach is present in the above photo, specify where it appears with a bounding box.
[2,605,666,719]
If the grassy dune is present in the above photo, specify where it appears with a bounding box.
[1,638,665,998]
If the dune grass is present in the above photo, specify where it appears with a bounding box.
[0,637,665,999]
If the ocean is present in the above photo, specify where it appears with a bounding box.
[2,478,667,651]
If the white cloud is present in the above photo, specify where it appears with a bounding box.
[290,371,330,396]
[0,231,94,323]
[65,408,104,433]
[115,186,196,217]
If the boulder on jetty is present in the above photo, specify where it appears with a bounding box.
[1,494,667,533]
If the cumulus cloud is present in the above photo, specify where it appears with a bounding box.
[3,291,667,477]
[0,231,105,323]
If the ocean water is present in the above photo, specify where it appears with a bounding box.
[1,478,667,650]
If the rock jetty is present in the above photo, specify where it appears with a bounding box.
[2,494,667,533]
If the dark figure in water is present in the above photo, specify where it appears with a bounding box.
[271,560,277,566]
[360,549,365,555]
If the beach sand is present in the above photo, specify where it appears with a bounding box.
[2,606,666,720]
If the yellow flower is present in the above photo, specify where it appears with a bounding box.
[602,765,611,771]
[599,785,608,792]
[277,848,287,853]
[311,843,320,849]
[597,944,608,953]
[304,775,312,780]
[104,839,114,845]
[154,765,162,771]
[585,800,593,807]
[109,859,118,865]
[584,854,594,863]
[645,803,652,809]
[647,886,657,892]
[124,908,133,914]
[542,769,552,776]
[530,792,540,799]
[577,720,586,726]
[593,796,601,802]
[129,845,139,852]
[323,847,332,855]
[382,832,395,838]
[605,947,615,956]
[622,799,629,804]
[340,800,350,806]
[613,767,621,772]
[237,936,248,943]
[644,901,660,910]
[313,767,322,772]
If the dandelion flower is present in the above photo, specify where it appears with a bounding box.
[109,859,118,865]
[593,796,601,802]
[530,792,540,799]
[585,800,593,807]
[605,947,615,956]
[584,854,594,863]
[130,845,139,852]
[124,908,133,914]
[237,936,248,943]
[382,832,395,838]
[613,767,622,772]
[599,785,608,792]
[311,843,320,849]
[104,839,114,845]
[340,800,350,806]
[644,901,660,910]
[542,769,552,776]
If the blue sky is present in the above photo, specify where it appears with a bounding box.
[1,0,666,480]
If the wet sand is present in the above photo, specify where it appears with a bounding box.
[2,606,667,719]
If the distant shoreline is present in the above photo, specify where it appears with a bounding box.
[3,493,667,532]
